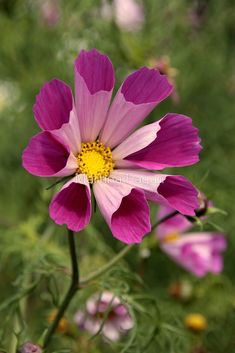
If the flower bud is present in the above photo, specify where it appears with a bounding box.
[19,342,42,353]
[169,280,193,301]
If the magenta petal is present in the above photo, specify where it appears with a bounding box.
[125,114,202,169]
[121,67,172,104]
[75,49,114,94]
[22,131,77,177]
[49,175,91,232]
[110,170,198,216]
[148,176,199,216]
[100,67,173,148]
[33,79,73,130]
[74,49,114,142]
[112,189,151,244]
[93,179,151,244]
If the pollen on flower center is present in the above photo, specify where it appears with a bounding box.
[77,140,114,182]
[163,232,180,243]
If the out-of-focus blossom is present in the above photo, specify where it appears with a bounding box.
[74,291,134,341]
[101,0,145,32]
[47,309,70,333]
[149,56,180,105]
[39,0,60,27]
[139,247,151,259]
[19,342,42,353]
[188,0,210,29]
[22,48,201,244]
[156,200,227,277]
[184,313,208,332]
[168,279,193,301]
[0,81,19,113]
[114,0,145,32]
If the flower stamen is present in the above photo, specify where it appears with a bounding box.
[163,232,180,243]
[77,140,114,183]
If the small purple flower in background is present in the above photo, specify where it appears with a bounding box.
[113,0,145,32]
[188,0,210,29]
[156,200,227,277]
[22,48,201,244]
[74,291,134,341]
[19,342,42,353]
[39,0,60,27]
[100,0,145,32]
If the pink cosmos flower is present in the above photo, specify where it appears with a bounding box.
[74,291,133,341]
[22,48,201,244]
[100,0,144,32]
[19,342,42,353]
[39,0,60,27]
[113,0,145,32]
[156,205,227,277]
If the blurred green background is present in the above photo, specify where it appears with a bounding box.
[0,0,235,352]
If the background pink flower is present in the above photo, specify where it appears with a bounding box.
[22,49,201,244]
[156,204,227,277]
[19,342,42,353]
[39,0,60,27]
[74,291,134,341]
[100,0,145,32]
[113,0,145,32]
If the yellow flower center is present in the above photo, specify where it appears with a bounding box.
[77,140,114,183]
[163,232,180,243]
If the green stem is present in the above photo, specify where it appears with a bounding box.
[80,244,134,286]
[8,312,20,353]
[43,229,79,349]
[151,210,178,231]
[80,210,179,286]
[42,210,180,346]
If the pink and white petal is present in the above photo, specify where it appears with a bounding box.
[49,174,91,232]
[52,108,81,155]
[122,114,201,169]
[74,311,87,328]
[33,79,73,131]
[100,67,173,148]
[101,292,120,307]
[22,131,77,177]
[160,238,205,276]
[103,322,121,341]
[84,317,101,335]
[93,179,151,244]
[110,170,198,216]
[179,232,227,253]
[118,315,134,331]
[156,205,192,239]
[74,49,115,142]
[112,120,161,162]
[86,296,99,315]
